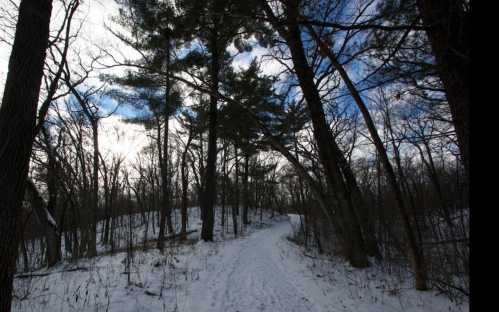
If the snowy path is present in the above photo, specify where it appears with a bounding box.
[12,215,467,312]
[180,221,329,312]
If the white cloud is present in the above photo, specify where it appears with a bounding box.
[231,45,287,77]
[99,115,149,167]
[0,1,288,169]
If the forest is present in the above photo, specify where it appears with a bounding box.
[0,0,469,311]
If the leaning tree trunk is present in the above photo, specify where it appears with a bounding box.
[0,1,53,310]
[308,25,428,289]
[335,142,382,260]
[24,179,60,267]
[44,134,62,266]
[262,0,369,268]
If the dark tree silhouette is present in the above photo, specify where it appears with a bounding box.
[0,0,53,310]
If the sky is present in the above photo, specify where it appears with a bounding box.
[0,0,405,169]
[0,0,150,166]
[0,0,286,168]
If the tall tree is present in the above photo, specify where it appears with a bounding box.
[221,60,281,226]
[180,0,268,240]
[306,23,428,289]
[416,0,470,176]
[0,0,53,310]
[259,0,369,268]
[109,0,185,250]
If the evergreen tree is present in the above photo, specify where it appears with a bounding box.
[110,0,185,249]
[178,0,271,240]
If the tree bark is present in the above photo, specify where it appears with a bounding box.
[0,1,53,309]
[43,130,62,266]
[232,144,240,236]
[221,143,227,230]
[25,179,60,268]
[201,24,221,241]
[181,134,193,236]
[242,153,250,225]
[158,39,174,250]
[87,120,99,257]
[416,0,470,177]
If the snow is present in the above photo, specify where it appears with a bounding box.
[180,220,318,312]
[12,211,468,312]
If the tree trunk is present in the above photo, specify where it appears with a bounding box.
[87,120,99,257]
[262,0,368,268]
[308,25,428,289]
[242,153,250,225]
[416,0,469,177]
[201,25,221,241]
[221,143,227,230]
[158,40,173,250]
[25,179,60,268]
[232,144,240,236]
[339,145,381,260]
[181,134,193,236]
[102,163,111,244]
[45,139,62,266]
[0,1,53,310]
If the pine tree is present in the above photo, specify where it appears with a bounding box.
[177,0,271,240]
[109,0,185,250]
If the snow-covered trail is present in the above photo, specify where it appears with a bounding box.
[12,214,467,312]
[180,220,329,312]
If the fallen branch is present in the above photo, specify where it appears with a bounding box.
[303,253,318,259]
[15,267,89,279]
[144,290,160,297]
[430,278,469,297]
[154,229,198,242]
